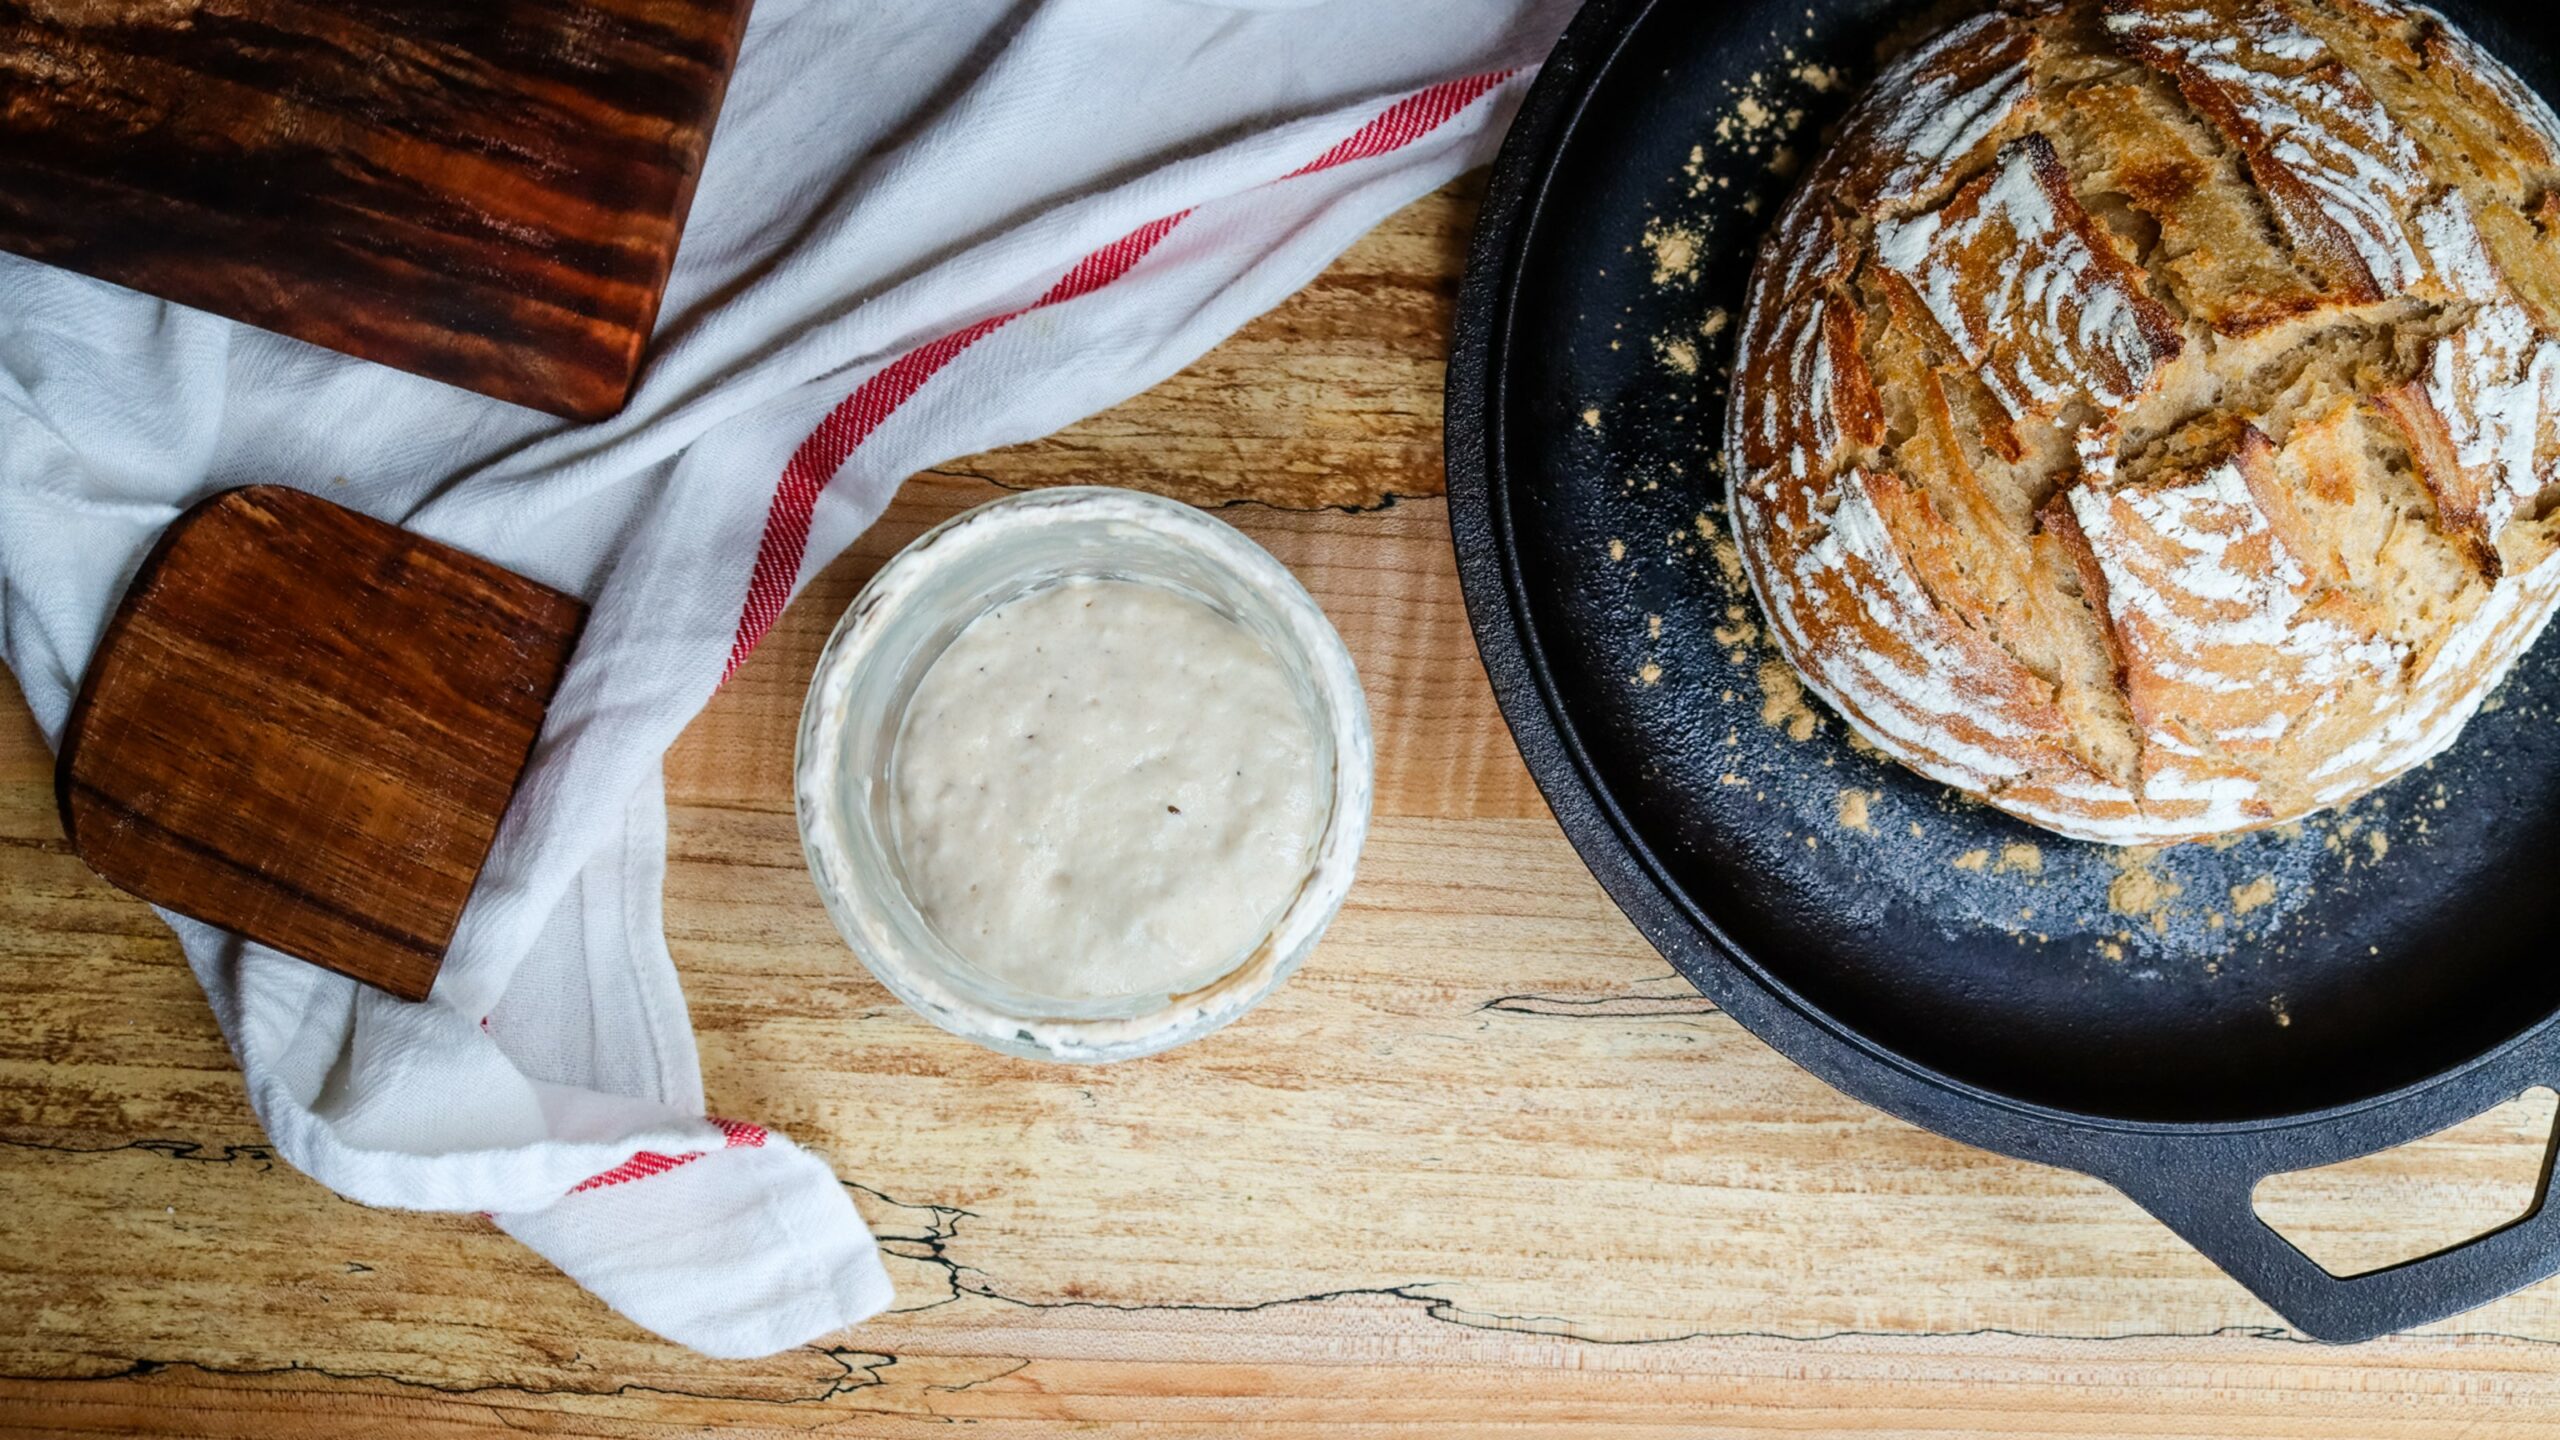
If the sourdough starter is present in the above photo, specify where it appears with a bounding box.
[889,577,1322,1002]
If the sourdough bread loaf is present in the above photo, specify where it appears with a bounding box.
[1725,0,2560,844]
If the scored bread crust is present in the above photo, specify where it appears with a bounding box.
[1724,0,2560,845]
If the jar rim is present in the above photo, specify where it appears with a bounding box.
[792,486,1375,1063]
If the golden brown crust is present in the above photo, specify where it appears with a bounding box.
[2055,76,2335,335]
[1726,0,2560,844]
[2103,0,2430,302]
[1873,133,2185,427]
[2374,369,2505,576]
[1825,10,2045,214]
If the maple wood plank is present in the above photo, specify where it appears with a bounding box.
[6,182,2560,1434]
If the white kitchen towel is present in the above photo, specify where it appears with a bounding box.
[0,0,1569,1358]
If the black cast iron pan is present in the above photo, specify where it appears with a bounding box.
[1447,0,2560,1343]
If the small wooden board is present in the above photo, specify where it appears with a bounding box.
[0,0,755,420]
[55,486,585,1000]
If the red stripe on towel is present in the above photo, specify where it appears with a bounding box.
[567,1116,768,1196]
[717,68,1519,681]
[721,210,1190,681]
[1284,69,1515,178]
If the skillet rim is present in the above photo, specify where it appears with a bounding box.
[1441,0,2560,1160]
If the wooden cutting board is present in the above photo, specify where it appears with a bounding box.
[0,0,754,421]
[54,486,586,1000]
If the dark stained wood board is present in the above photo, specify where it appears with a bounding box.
[55,486,585,1000]
[0,0,754,420]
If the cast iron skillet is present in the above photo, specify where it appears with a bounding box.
[1448,0,2560,1343]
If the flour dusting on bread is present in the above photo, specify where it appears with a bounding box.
[1726,0,2560,844]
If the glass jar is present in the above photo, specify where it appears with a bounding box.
[794,486,1373,1062]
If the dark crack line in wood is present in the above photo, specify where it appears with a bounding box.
[18,1316,2560,1411]
[923,1358,1031,1394]
[0,1354,904,1408]
[848,1181,997,1318]
[823,1350,899,1398]
[842,1183,2554,1352]
[1477,970,1720,1018]
[31,1152,2560,1353]
[28,1157,2560,1393]
[1477,992,1722,1018]
[0,1135,275,1168]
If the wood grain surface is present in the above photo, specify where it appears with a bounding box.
[0,0,751,419]
[55,486,584,1001]
[9,182,2560,1435]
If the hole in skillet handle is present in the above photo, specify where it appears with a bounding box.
[2091,1063,2560,1343]
[2255,1088,2560,1279]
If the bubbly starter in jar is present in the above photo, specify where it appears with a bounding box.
[885,577,1324,1003]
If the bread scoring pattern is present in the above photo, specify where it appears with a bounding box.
[1874,133,2185,433]
[1726,0,2560,843]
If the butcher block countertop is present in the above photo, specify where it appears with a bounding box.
[8,180,2560,1437]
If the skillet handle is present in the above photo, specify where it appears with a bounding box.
[2109,1110,2560,1344]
